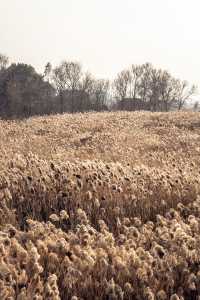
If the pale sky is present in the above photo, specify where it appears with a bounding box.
[0,0,200,85]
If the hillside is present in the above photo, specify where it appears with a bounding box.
[1,111,200,299]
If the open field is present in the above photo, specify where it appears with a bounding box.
[1,111,200,299]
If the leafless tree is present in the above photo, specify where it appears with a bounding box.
[129,64,144,99]
[93,79,110,111]
[43,62,52,82]
[113,62,198,112]
[80,72,95,95]
[113,70,130,100]
[174,80,197,110]
[138,63,153,107]
[52,61,82,113]
[146,68,161,111]
[0,54,9,70]
[157,70,176,111]
[78,72,95,111]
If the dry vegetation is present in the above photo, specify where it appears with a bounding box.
[1,111,200,299]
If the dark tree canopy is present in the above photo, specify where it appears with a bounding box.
[0,63,56,118]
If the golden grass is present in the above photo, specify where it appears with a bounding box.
[0,111,200,299]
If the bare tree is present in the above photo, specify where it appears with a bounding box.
[0,54,9,70]
[145,68,177,112]
[52,66,66,113]
[93,79,109,111]
[52,61,82,113]
[147,67,162,111]
[43,62,52,82]
[80,72,95,95]
[129,64,144,99]
[157,70,177,111]
[113,70,130,100]
[174,80,197,110]
[113,62,198,112]
[78,72,95,111]
[138,63,153,105]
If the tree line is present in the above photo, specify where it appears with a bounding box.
[0,53,198,118]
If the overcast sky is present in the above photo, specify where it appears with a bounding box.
[0,0,200,84]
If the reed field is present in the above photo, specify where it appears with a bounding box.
[1,111,200,300]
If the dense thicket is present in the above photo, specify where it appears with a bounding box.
[0,54,197,118]
[0,63,56,117]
